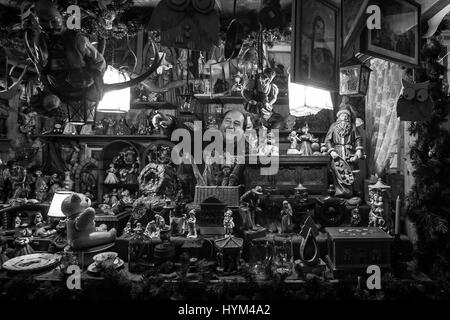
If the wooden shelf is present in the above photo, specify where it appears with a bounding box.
[130,101,177,110]
[34,134,171,141]
[194,94,289,106]
[246,155,330,165]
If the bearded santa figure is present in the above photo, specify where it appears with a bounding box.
[325,101,364,198]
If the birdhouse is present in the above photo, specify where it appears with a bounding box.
[214,235,243,273]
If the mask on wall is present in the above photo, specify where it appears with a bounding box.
[396,79,433,122]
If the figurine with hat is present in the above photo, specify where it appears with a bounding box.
[239,186,264,230]
[324,98,365,198]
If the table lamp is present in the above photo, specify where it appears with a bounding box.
[48,190,72,220]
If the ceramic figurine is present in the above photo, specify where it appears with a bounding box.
[239,186,263,231]
[280,200,293,234]
[123,222,134,238]
[104,163,119,184]
[110,189,119,207]
[181,213,188,235]
[145,220,160,238]
[299,123,318,156]
[325,101,365,197]
[116,116,131,135]
[105,118,117,135]
[206,115,218,130]
[14,216,22,228]
[154,213,166,230]
[34,170,48,202]
[187,210,198,238]
[120,189,133,206]
[95,121,105,135]
[368,179,390,231]
[258,131,279,157]
[134,222,143,234]
[119,169,128,183]
[351,204,361,227]
[223,208,234,236]
[287,130,301,154]
[126,162,139,184]
[14,225,35,256]
[242,67,279,126]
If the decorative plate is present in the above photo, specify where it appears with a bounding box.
[2,253,61,272]
[87,258,124,274]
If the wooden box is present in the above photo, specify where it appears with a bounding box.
[325,227,392,271]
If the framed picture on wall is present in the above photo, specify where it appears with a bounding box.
[291,0,339,91]
[342,0,370,50]
[210,61,231,97]
[361,0,420,66]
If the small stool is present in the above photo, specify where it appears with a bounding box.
[64,242,116,268]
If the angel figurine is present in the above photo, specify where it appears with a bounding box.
[104,163,119,184]
[287,130,301,155]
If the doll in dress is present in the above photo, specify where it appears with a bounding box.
[104,163,119,184]
[287,131,301,154]
[223,209,234,236]
[126,162,139,184]
[187,210,198,238]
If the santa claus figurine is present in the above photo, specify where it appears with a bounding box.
[324,99,365,198]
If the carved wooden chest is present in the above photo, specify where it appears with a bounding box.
[325,227,392,272]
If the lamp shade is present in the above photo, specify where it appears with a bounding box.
[97,65,131,113]
[48,190,73,218]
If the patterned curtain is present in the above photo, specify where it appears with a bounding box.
[366,58,405,176]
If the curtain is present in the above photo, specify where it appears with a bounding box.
[366,58,404,176]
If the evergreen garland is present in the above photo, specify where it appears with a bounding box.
[406,32,450,277]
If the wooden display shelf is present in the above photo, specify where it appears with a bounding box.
[194,94,289,105]
[130,101,177,110]
[34,134,171,141]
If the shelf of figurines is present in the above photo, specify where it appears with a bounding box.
[194,94,289,106]
[130,101,177,110]
[33,134,170,142]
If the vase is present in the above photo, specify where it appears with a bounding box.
[63,171,74,191]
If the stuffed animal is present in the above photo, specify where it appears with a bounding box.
[61,193,116,249]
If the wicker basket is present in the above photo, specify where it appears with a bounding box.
[194,186,241,208]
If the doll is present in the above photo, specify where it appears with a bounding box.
[126,162,139,184]
[123,222,134,238]
[120,189,133,206]
[223,208,234,236]
[104,163,119,184]
[154,214,166,230]
[115,117,131,135]
[110,189,119,207]
[14,216,22,229]
[280,200,293,234]
[187,210,198,238]
[119,168,128,183]
[299,123,318,156]
[351,204,361,227]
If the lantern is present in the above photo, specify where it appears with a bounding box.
[339,56,372,96]
[97,65,131,113]
[66,100,97,125]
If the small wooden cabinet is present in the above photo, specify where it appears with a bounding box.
[244,155,330,194]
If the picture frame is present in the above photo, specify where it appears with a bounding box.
[361,0,420,67]
[210,61,231,97]
[266,43,290,96]
[85,147,103,162]
[342,0,370,51]
[291,0,340,92]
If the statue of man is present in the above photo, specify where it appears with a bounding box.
[324,102,364,198]
[30,0,106,113]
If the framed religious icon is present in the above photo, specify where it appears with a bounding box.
[342,0,370,50]
[210,61,231,97]
[291,0,339,91]
[361,0,420,66]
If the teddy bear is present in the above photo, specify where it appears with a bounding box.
[61,192,116,250]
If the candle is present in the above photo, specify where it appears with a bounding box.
[395,196,401,235]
